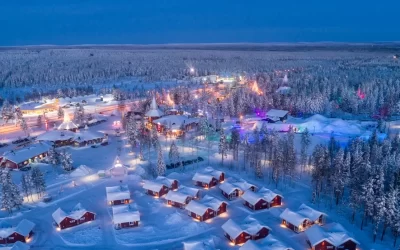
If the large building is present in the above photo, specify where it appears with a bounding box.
[52,203,95,230]
[18,99,59,115]
[0,143,51,169]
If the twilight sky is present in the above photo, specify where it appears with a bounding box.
[1,0,399,46]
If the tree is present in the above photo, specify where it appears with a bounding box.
[199,117,209,140]
[57,107,64,119]
[219,129,228,166]
[126,115,138,148]
[230,129,240,161]
[31,167,46,197]
[21,173,34,201]
[381,187,398,241]
[168,141,180,164]
[1,169,23,214]
[60,150,73,172]
[73,104,85,125]
[300,128,311,173]
[156,143,166,176]
[37,115,43,128]
[47,147,61,169]
[20,118,29,136]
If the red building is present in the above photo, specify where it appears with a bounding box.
[112,204,140,229]
[202,167,224,182]
[178,185,200,200]
[185,195,227,222]
[143,180,169,197]
[0,219,35,244]
[0,143,51,169]
[155,176,179,190]
[305,223,359,250]
[165,191,192,208]
[52,203,96,230]
[219,180,256,200]
[241,187,282,210]
[280,204,325,233]
[222,216,270,245]
[192,173,218,189]
[106,185,131,205]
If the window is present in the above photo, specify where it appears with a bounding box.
[327,246,333,249]
[129,222,134,225]
[80,217,85,220]
[8,237,14,240]
[70,220,75,223]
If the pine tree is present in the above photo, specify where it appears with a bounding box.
[156,143,166,176]
[199,117,209,140]
[47,147,61,168]
[230,129,240,161]
[381,187,398,241]
[219,129,228,166]
[31,167,46,197]
[127,115,138,148]
[37,115,43,128]
[21,173,33,201]
[60,150,73,172]
[151,126,159,149]
[361,175,375,230]
[20,118,29,136]
[1,169,23,213]
[372,166,385,242]
[168,141,180,164]
[300,128,311,173]
[57,107,64,119]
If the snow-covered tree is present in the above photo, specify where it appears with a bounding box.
[47,147,61,168]
[1,169,23,213]
[381,187,398,241]
[156,143,166,176]
[21,173,34,201]
[31,167,46,197]
[57,107,64,119]
[219,129,228,166]
[168,141,180,164]
[300,128,311,173]
[60,150,73,172]
[20,118,29,136]
[73,104,85,126]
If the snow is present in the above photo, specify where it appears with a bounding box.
[186,195,225,215]
[219,182,239,195]
[143,180,165,193]
[60,223,102,245]
[279,208,309,226]
[1,142,51,164]
[221,219,244,239]
[52,208,68,224]
[192,173,214,184]
[52,203,92,224]
[70,165,92,177]
[0,226,14,238]
[105,185,131,202]
[305,223,360,248]
[297,204,325,222]
[0,241,30,250]
[153,115,199,130]
[165,191,190,204]
[58,121,78,131]
[201,167,223,180]
[240,235,294,250]
[222,216,270,239]
[266,109,289,119]
[145,97,164,118]
[14,219,35,236]
[36,130,75,142]
[219,180,256,195]
[74,130,104,142]
[241,187,280,205]
[19,100,56,111]
[178,185,200,198]
[183,238,216,250]
[112,204,140,224]
[155,176,177,188]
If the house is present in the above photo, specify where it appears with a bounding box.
[240,235,294,250]
[145,97,164,122]
[109,156,128,176]
[280,204,325,233]
[222,216,270,245]
[36,130,76,147]
[202,167,225,182]
[152,115,199,136]
[219,180,256,200]
[241,187,283,210]
[18,99,59,115]
[112,204,140,229]
[266,109,289,123]
[185,195,227,222]
[165,191,193,208]
[0,220,35,244]
[305,223,359,250]
[0,241,30,250]
[58,113,78,131]
[72,130,104,147]
[192,173,218,189]
[52,203,95,230]
[0,143,51,169]
[106,185,131,205]
[155,176,179,190]
[178,185,200,200]
[143,180,169,197]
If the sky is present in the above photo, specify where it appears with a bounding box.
[1,0,400,46]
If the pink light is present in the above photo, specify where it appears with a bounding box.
[357,89,366,99]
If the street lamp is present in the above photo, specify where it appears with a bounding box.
[190,67,195,74]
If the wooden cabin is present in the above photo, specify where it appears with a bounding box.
[52,204,95,230]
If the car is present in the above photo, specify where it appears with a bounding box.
[42,195,52,203]
[91,144,100,148]
[0,143,8,148]
[197,156,204,162]
[20,166,32,171]
[101,141,109,146]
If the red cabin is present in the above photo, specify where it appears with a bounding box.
[192,173,218,189]
[185,195,227,222]
[0,219,35,244]
[112,204,140,229]
[280,204,325,233]
[219,180,257,200]
[143,180,169,197]
[241,187,282,210]
[202,167,224,182]
[52,203,96,230]
[155,176,179,190]
[106,185,131,205]
[305,223,359,250]
[0,143,50,169]
[165,191,193,209]
[222,216,270,245]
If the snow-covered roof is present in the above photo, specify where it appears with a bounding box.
[186,195,226,215]
[145,97,164,117]
[183,239,216,250]
[0,225,14,238]
[241,187,281,205]
[280,208,309,226]
[36,130,76,142]
[305,223,360,247]
[202,167,223,179]
[222,216,270,239]
[73,130,104,142]
[2,143,51,164]
[106,185,130,202]
[219,182,240,195]
[155,176,177,188]
[19,101,56,111]
[143,180,166,193]
[52,203,92,225]
[14,219,35,236]
[112,204,140,224]
[0,241,30,250]
[165,191,190,204]
[153,115,199,130]
[192,172,214,184]
[179,185,200,198]
[58,121,78,130]
[297,204,325,222]
[232,179,256,191]
[266,109,289,118]
[240,235,294,250]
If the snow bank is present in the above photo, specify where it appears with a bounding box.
[165,212,184,225]
[60,224,102,245]
[70,165,92,177]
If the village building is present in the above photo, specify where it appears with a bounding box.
[0,241,30,250]
[153,115,199,137]
[222,216,270,245]
[280,204,325,233]
[305,223,359,250]
[192,173,218,189]
[185,195,227,222]
[178,185,200,200]
[265,109,289,123]
[36,130,76,147]
[18,99,59,115]
[112,204,140,229]
[0,143,51,169]
[155,176,179,190]
[109,156,128,176]
[145,97,164,122]
[143,180,169,197]
[183,238,216,250]
[0,220,35,245]
[165,191,193,208]
[72,130,104,147]
[106,185,131,205]
[219,179,256,200]
[201,167,225,182]
[239,235,294,250]
[52,203,95,230]
[241,187,283,210]
[58,113,78,132]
